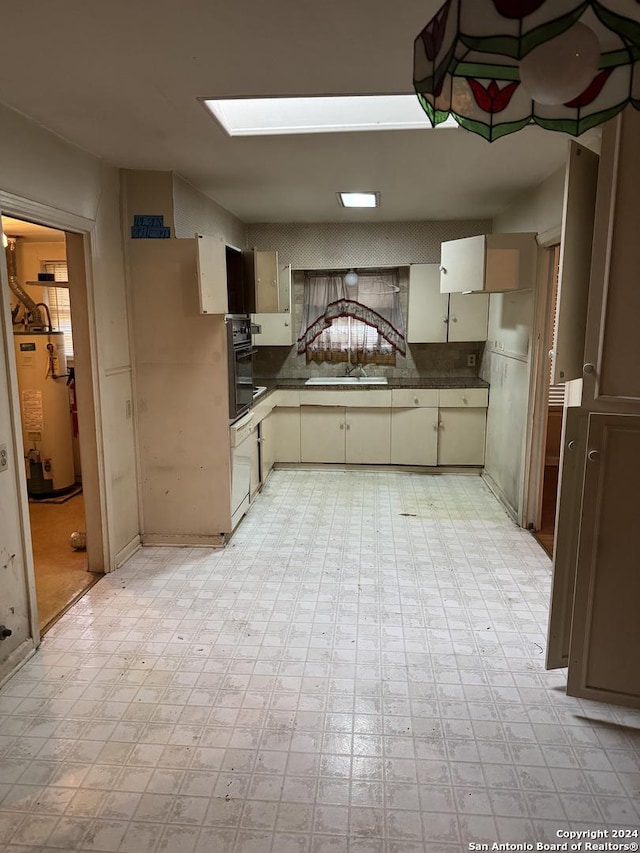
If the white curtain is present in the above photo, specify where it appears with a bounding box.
[297,269,406,361]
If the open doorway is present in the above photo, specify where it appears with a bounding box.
[2,216,100,632]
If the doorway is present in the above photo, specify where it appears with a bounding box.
[2,216,100,631]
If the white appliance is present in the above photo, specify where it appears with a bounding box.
[13,331,75,496]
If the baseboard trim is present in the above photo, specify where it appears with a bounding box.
[0,639,37,689]
[481,471,519,523]
[115,535,142,569]
[141,533,227,548]
[274,463,483,475]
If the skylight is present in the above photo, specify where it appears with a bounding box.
[202,95,459,136]
[338,192,379,208]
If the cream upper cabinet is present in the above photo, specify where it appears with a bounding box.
[407,264,449,342]
[440,233,538,294]
[196,233,228,314]
[448,292,489,342]
[408,264,488,342]
[253,261,294,345]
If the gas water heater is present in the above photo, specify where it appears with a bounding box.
[13,331,75,497]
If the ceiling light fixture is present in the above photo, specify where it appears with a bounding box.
[345,269,359,287]
[413,1,640,142]
[337,192,380,209]
[202,95,459,136]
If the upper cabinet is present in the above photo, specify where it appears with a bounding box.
[196,234,227,314]
[408,263,488,343]
[255,250,291,314]
[196,235,255,315]
[252,261,294,346]
[440,232,538,294]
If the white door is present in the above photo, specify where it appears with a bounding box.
[567,413,640,707]
[437,408,486,465]
[254,250,279,313]
[252,313,294,346]
[407,264,448,342]
[440,235,485,293]
[545,406,588,670]
[196,234,227,314]
[346,409,391,464]
[391,408,438,465]
[551,142,599,384]
[448,292,489,342]
[300,407,345,463]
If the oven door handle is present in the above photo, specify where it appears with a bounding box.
[235,349,258,359]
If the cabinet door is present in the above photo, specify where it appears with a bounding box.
[274,407,301,463]
[407,264,448,342]
[551,142,599,384]
[196,234,227,314]
[391,408,438,465]
[260,414,276,483]
[447,292,489,341]
[346,409,391,464]
[300,407,345,463]
[252,313,295,346]
[567,413,640,707]
[249,426,260,499]
[279,263,292,313]
[255,250,279,313]
[440,235,486,294]
[437,408,486,465]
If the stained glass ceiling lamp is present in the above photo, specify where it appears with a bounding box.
[413,0,640,142]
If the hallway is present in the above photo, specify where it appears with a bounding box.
[0,471,638,852]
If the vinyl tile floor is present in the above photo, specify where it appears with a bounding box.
[0,470,638,853]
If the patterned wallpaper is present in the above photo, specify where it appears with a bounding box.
[247,220,492,269]
[172,176,247,248]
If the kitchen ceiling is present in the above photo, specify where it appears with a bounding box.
[0,0,573,223]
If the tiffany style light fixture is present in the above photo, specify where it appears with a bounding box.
[413,0,640,141]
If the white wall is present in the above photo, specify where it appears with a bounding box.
[0,103,138,678]
[483,164,565,518]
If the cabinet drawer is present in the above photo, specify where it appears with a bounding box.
[391,389,439,408]
[438,388,488,408]
[276,390,301,407]
[230,412,255,447]
[300,390,392,407]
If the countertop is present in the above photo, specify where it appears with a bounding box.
[255,376,489,391]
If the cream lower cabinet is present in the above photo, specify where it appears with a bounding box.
[391,408,439,465]
[437,408,486,465]
[300,406,391,464]
[390,388,439,465]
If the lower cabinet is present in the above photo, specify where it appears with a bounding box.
[261,407,301,479]
[391,408,438,465]
[300,407,392,464]
[437,407,487,465]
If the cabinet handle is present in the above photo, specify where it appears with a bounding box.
[438,421,444,429]
[414,397,419,405]
[433,423,439,431]
[440,266,447,274]
[442,317,449,324]
[450,316,457,323]
[339,422,344,430]
[346,423,351,430]
[462,396,468,404]
[284,322,289,327]
[588,449,600,461]
[567,439,576,451]
[583,363,595,375]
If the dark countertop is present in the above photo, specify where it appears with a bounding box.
[255,376,489,391]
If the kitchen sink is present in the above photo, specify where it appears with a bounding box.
[305,376,388,385]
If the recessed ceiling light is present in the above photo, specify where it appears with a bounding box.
[337,192,379,209]
[202,95,459,136]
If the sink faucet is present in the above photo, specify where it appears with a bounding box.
[345,361,367,377]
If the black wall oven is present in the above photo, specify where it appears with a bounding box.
[227,316,254,420]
